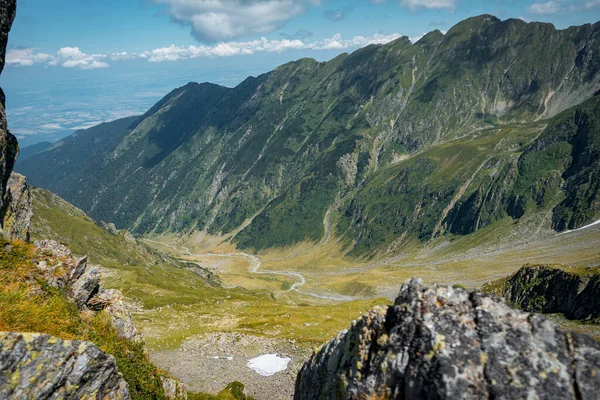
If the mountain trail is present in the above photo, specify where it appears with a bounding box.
[142,239,352,301]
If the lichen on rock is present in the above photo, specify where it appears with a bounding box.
[3,173,33,242]
[0,0,18,240]
[295,278,600,400]
[0,332,130,400]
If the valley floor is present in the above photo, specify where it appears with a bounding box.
[134,221,600,397]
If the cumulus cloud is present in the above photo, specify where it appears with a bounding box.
[153,0,320,42]
[140,32,403,61]
[527,1,562,14]
[57,47,109,70]
[7,47,109,69]
[6,48,51,67]
[372,0,458,10]
[401,0,458,10]
[6,32,406,68]
[107,52,138,61]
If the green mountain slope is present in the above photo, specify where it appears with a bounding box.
[18,15,600,256]
[16,141,53,162]
[30,187,222,307]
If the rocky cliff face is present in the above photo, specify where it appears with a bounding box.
[3,172,32,242]
[0,0,18,239]
[502,265,600,322]
[295,279,600,399]
[0,332,130,400]
[33,239,141,342]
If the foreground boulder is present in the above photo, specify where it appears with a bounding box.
[295,278,600,400]
[0,332,129,399]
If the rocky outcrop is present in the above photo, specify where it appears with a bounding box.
[0,332,129,399]
[3,172,32,241]
[33,239,141,341]
[0,0,18,239]
[295,278,600,400]
[160,376,188,400]
[503,264,600,322]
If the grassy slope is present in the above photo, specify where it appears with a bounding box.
[30,187,385,352]
[22,188,273,398]
[0,238,168,399]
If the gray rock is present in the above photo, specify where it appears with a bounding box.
[88,289,141,342]
[0,0,18,238]
[70,255,88,281]
[34,239,72,259]
[295,278,600,400]
[71,266,100,309]
[160,376,187,400]
[3,173,32,242]
[0,332,129,399]
[503,265,600,322]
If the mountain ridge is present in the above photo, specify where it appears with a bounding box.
[17,14,600,256]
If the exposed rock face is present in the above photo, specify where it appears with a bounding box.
[160,376,187,400]
[0,0,18,238]
[0,332,129,400]
[88,288,141,342]
[33,239,141,341]
[3,172,32,242]
[71,265,101,308]
[295,278,600,400]
[503,265,600,322]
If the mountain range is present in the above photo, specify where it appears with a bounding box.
[17,15,600,257]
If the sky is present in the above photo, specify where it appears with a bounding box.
[2,0,600,147]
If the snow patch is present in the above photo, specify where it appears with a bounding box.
[247,354,291,376]
[558,219,600,235]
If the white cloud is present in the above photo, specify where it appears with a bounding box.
[7,47,109,70]
[527,1,562,14]
[57,47,109,70]
[153,0,318,42]
[40,123,63,131]
[401,0,458,10]
[6,48,51,67]
[107,52,138,61]
[6,32,405,68]
[141,33,402,61]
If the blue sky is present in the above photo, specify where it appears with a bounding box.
[2,0,600,147]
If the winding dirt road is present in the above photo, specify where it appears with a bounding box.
[143,239,353,301]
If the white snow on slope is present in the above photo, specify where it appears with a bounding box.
[558,219,600,235]
[247,354,291,377]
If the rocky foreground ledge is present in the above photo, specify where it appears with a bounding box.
[0,332,129,399]
[295,278,600,400]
